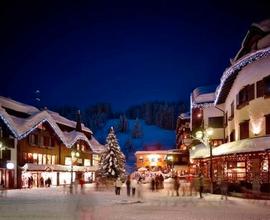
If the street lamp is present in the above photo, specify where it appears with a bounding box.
[70,150,80,194]
[195,127,214,193]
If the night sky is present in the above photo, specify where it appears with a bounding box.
[0,0,269,111]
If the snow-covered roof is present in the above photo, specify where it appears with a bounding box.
[22,163,98,172]
[0,96,39,115]
[234,19,270,62]
[0,97,104,153]
[47,110,92,133]
[190,136,270,159]
[179,112,190,120]
[191,86,216,109]
[135,150,169,155]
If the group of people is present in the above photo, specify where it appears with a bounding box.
[114,175,144,201]
[150,174,164,191]
[27,176,52,188]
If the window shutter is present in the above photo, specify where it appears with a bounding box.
[266,114,270,135]
[248,84,255,101]
[240,121,249,140]
[256,80,264,97]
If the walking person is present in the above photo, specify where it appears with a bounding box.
[174,176,180,197]
[220,178,228,200]
[126,175,131,196]
[198,173,204,199]
[131,177,137,196]
[115,177,122,195]
[0,178,6,197]
[137,177,143,202]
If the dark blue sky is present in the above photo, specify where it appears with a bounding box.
[0,0,269,111]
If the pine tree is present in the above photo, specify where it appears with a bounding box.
[132,118,143,138]
[98,127,126,179]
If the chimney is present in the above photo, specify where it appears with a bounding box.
[76,110,82,132]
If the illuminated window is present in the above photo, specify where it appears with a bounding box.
[47,155,52,165]
[38,154,42,165]
[84,159,91,166]
[65,157,72,166]
[81,144,85,152]
[77,143,80,151]
[43,154,47,164]
[52,155,56,165]
[33,153,38,164]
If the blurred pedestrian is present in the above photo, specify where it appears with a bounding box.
[80,177,85,194]
[174,176,180,196]
[137,177,143,202]
[151,176,155,192]
[0,178,6,197]
[115,177,122,195]
[198,173,204,199]
[126,175,131,196]
[131,178,137,196]
[220,178,228,200]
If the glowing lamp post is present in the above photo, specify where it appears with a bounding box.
[195,127,214,193]
[70,150,80,194]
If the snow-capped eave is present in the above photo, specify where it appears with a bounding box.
[190,136,270,160]
[215,47,270,105]
[0,107,104,153]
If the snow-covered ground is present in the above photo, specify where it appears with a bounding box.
[0,184,270,220]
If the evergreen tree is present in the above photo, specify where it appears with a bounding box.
[98,127,126,179]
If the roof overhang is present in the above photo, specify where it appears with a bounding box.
[215,47,270,105]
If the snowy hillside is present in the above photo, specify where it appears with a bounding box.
[95,119,176,172]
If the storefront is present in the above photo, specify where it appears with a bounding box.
[20,163,97,188]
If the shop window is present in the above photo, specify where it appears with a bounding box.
[47,155,52,165]
[65,157,72,166]
[265,114,270,135]
[52,155,56,165]
[28,153,33,163]
[38,154,43,165]
[43,154,47,165]
[84,159,91,166]
[208,116,224,128]
[33,153,38,164]
[240,120,249,140]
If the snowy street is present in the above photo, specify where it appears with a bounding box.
[0,184,270,220]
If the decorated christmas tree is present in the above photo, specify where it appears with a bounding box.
[98,127,126,179]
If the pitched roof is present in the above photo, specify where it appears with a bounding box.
[0,97,104,153]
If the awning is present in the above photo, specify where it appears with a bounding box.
[21,163,98,172]
[190,136,270,159]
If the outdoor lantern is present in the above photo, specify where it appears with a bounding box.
[206,127,214,136]
[6,162,14,170]
[195,130,203,139]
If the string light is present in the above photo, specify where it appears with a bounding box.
[215,47,270,105]
[0,109,103,153]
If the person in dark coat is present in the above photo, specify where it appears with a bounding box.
[174,176,180,196]
[126,175,131,196]
[198,173,204,199]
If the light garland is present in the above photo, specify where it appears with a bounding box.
[215,47,270,105]
[191,102,214,109]
[0,109,103,153]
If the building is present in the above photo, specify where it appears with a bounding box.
[176,112,191,151]
[135,150,189,173]
[190,19,270,191]
[0,96,104,189]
